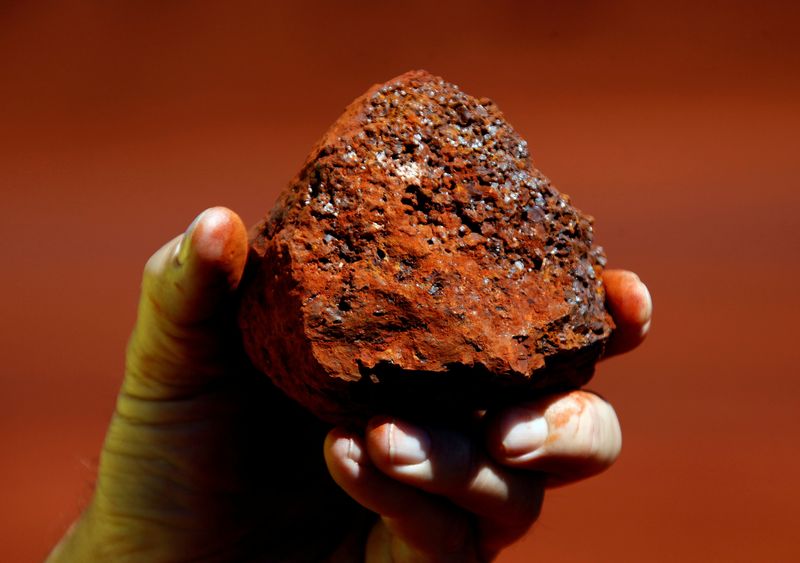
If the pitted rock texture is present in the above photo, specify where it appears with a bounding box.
[239,70,614,424]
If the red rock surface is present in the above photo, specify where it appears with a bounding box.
[239,70,613,423]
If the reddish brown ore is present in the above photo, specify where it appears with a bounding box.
[238,70,614,424]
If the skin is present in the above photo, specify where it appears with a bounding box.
[47,207,652,562]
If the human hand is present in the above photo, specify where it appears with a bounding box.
[47,208,651,562]
[324,271,651,562]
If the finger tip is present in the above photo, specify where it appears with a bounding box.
[324,428,365,480]
[188,207,248,279]
[324,427,349,456]
[192,207,246,253]
[632,279,653,326]
[497,392,622,483]
[604,270,652,329]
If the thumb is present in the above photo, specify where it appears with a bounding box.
[122,207,248,400]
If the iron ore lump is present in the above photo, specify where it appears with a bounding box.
[238,70,614,424]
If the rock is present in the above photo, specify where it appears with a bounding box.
[238,70,614,424]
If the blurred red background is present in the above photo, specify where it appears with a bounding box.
[1,1,798,561]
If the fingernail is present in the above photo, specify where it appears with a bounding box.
[623,272,651,326]
[388,420,430,465]
[502,410,548,457]
[174,211,206,266]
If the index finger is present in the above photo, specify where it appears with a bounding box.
[602,269,652,359]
